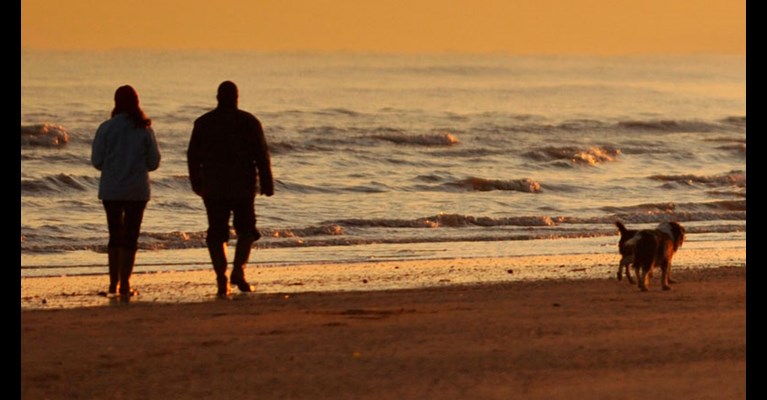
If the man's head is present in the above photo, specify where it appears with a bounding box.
[217,81,238,109]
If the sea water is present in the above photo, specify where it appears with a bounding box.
[21,51,746,277]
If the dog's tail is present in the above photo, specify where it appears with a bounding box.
[615,221,628,235]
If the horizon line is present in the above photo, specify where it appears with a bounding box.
[20,47,747,58]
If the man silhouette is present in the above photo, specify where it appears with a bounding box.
[187,81,274,296]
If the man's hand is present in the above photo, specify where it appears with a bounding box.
[191,182,203,197]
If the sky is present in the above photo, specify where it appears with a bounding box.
[21,0,745,55]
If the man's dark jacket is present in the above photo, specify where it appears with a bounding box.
[187,107,274,199]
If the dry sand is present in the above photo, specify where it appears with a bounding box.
[21,250,746,399]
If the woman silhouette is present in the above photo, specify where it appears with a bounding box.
[91,85,161,299]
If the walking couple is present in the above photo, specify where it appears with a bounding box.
[91,81,273,300]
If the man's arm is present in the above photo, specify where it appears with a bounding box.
[253,120,274,197]
[187,123,204,196]
[145,127,161,172]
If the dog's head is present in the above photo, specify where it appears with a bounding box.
[615,221,639,263]
[615,221,637,252]
[657,221,685,252]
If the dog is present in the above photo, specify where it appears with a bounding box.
[615,221,685,291]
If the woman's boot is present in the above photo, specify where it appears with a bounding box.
[107,246,120,296]
[207,242,230,296]
[230,236,255,292]
[118,247,138,299]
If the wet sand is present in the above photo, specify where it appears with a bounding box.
[21,246,746,310]
[21,250,746,399]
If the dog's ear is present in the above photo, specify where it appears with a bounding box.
[615,221,627,235]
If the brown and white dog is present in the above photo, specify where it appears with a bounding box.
[615,221,685,291]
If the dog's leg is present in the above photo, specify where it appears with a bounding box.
[625,262,635,284]
[617,257,627,281]
[633,266,641,289]
[639,264,653,292]
[616,262,623,281]
[618,256,635,284]
[661,261,672,291]
[667,266,677,284]
[634,265,648,291]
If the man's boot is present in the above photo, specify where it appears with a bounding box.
[107,246,120,296]
[230,236,255,292]
[118,247,138,299]
[207,242,230,296]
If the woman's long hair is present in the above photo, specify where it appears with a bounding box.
[111,85,151,128]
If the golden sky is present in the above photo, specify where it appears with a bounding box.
[21,0,745,54]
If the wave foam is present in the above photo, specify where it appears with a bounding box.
[21,205,745,254]
[450,177,542,193]
[616,119,720,132]
[267,225,346,238]
[332,214,561,229]
[717,143,746,155]
[524,146,620,166]
[21,174,97,194]
[603,199,746,216]
[476,117,743,136]
[21,124,70,147]
[649,170,746,188]
[721,116,746,128]
[373,132,459,146]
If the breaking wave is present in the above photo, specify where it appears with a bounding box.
[602,199,745,214]
[328,204,744,231]
[447,177,542,193]
[616,119,720,132]
[21,202,745,255]
[721,115,746,128]
[258,115,745,157]
[151,175,195,190]
[649,170,746,188]
[267,225,346,238]
[21,174,98,195]
[524,146,621,166]
[372,132,459,146]
[475,116,745,135]
[21,124,70,147]
[330,214,561,229]
[716,143,746,156]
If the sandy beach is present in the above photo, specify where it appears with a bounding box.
[22,4,746,397]
[21,246,746,400]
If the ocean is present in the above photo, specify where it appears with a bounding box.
[21,51,746,278]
